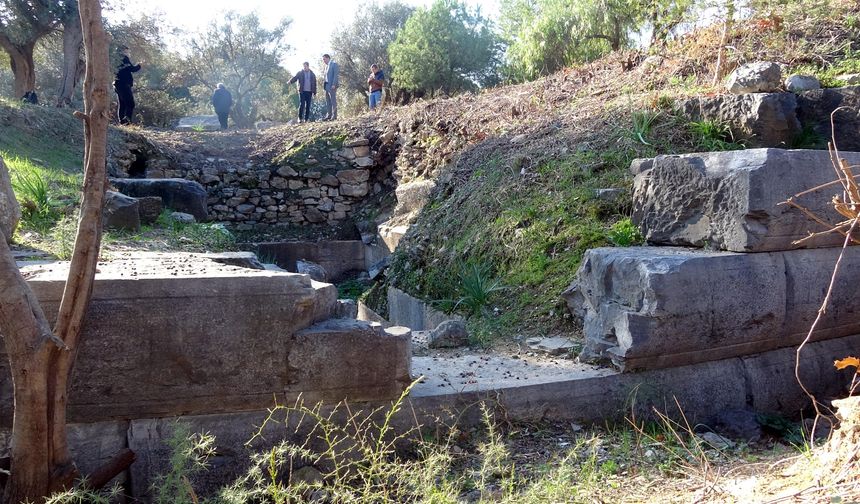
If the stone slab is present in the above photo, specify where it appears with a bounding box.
[256,240,367,283]
[387,286,463,331]
[113,333,860,498]
[0,252,344,425]
[111,178,208,221]
[633,149,860,252]
[176,115,221,132]
[563,246,860,371]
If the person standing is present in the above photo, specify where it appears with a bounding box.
[114,54,141,125]
[322,53,339,121]
[367,64,384,110]
[288,62,317,122]
[211,83,233,130]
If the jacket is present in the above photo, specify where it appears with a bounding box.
[324,61,339,87]
[368,70,384,93]
[288,70,317,94]
[211,88,233,114]
[115,56,141,88]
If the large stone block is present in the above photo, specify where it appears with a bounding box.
[102,190,140,231]
[111,177,208,221]
[563,246,860,371]
[797,86,860,151]
[681,93,800,148]
[0,252,361,425]
[394,180,436,218]
[0,156,20,243]
[633,149,860,252]
[256,241,367,282]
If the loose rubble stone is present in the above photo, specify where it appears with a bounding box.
[428,320,469,348]
[784,74,820,93]
[344,138,369,148]
[354,157,374,167]
[564,246,860,371]
[170,212,196,224]
[0,157,21,243]
[394,180,436,217]
[836,74,860,85]
[297,259,328,282]
[633,149,860,251]
[706,409,763,443]
[526,336,576,356]
[726,61,782,94]
[102,191,140,232]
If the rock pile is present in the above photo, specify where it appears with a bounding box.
[565,148,860,371]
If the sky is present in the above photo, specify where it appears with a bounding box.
[108,0,501,70]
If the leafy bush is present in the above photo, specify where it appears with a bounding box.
[608,218,643,247]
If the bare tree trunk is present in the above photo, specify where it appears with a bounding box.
[713,0,735,87]
[57,7,85,108]
[0,38,37,98]
[0,0,110,501]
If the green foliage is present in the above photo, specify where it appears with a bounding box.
[152,210,237,252]
[330,1,415,99]
[337,278,371,300]
[791,123,826,149]
[631,109,661,145]
[454,261,505,315]
[184,12,292,127]
[4,154,81,233]
[45,484,124,504]
[607,218,643,247]
[501,0,694,82]
[151,422,217,504]
[688,119,744,151]
[388,0,502,95]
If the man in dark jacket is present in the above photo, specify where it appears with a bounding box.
[288,62,316,122]
[114,54,141,124]
[211,83,233,130]
[367,64,384,110]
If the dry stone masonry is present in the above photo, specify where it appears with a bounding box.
[566,148,860,371]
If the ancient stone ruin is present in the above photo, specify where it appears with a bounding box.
[566,148,860,372]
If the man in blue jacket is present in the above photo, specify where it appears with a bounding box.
[288,62,317,123]
[210,83,233,130]
[322,54,339,121]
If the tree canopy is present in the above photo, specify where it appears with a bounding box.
[183,11,291,127]
[389,0,501,96]
[330,1,414,100]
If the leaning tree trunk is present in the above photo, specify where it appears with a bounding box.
[0,0,110,502]
[0,39,37,98]
[57,8,85,107]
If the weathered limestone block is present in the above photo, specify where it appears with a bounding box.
[336,169,370,185]
[137,196,163,225]
[111,178,208,221]
[394,179,436,218]
[0,156,21,243]
[726,61,782,94]
[102,190,141,231]
[633,149,860,252]
[797,86,860,151]
[681,93,800,148]
[290,319,412,401]
[0,253,343,425]
[564,246,860,371]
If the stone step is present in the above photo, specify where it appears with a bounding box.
[633,148,860,252]
[563,246,860,371]
[0,253,411,425]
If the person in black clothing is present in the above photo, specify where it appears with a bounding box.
[211,83,233,130]
[114,55,140,124]
[287,62,316,123]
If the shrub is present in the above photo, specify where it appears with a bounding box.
[688,120,744,151]
[608,218,643,247]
